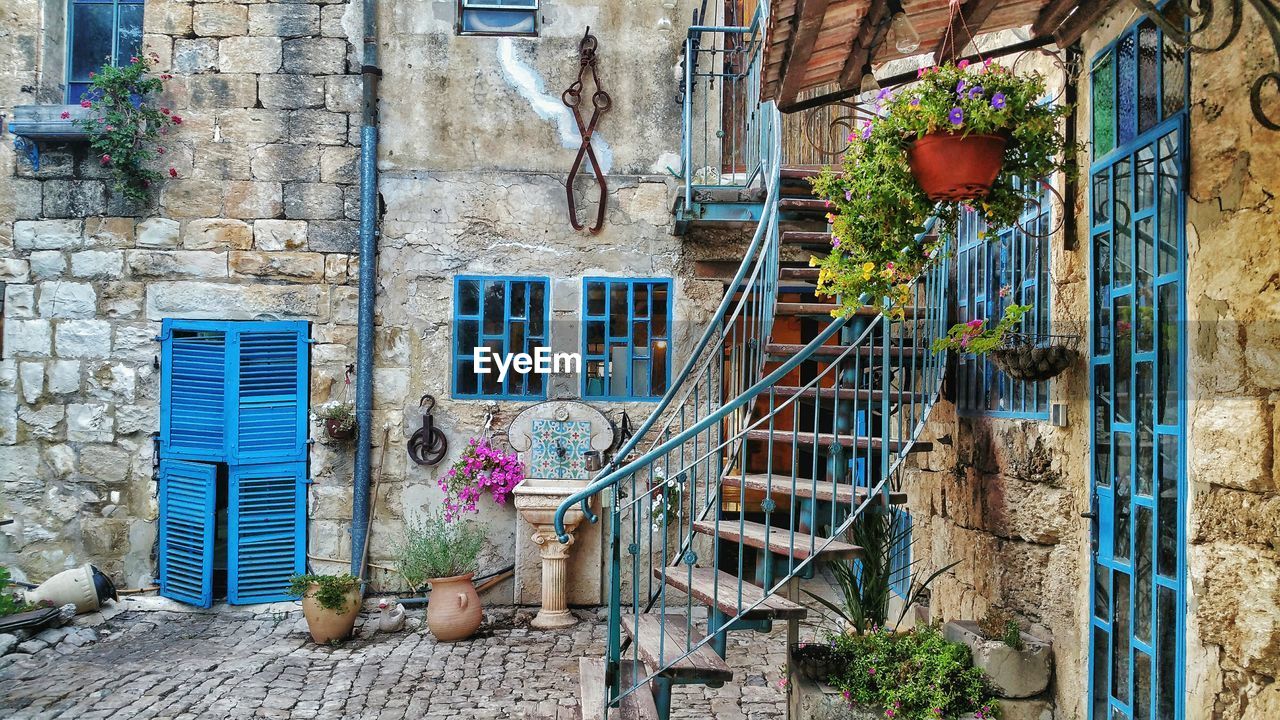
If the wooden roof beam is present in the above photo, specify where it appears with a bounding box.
[777,0,833,108]
[1052,0,1120,47]
[835,0,892,92]
[1032,0,1085,38]
[933,0,1003,63]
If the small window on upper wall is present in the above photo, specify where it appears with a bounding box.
[457,0,539,36]
[66,0,145,103]
[453,276,550,400]
[582,278,672,401]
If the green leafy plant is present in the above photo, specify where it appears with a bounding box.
[316,401,356,432]
[932,304,1031,355]
[805,509,959,635]
[72,53,180,203]
[810,60,1070,317]
[288,573,360,613]
[395,511,487,591]
[828,624,1001,719]
[0,567,38,618]
[977,608,1025,651]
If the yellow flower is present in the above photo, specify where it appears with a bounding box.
[809,256,819,267]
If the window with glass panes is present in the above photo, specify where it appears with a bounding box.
[457,0,538,36]
[954,181,1053,418]
[581,278,671,400]
[1087,8,1188,720]
[66,0,144,103]
[452,276,549,400]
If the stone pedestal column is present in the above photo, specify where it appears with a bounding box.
[529,529,577,629]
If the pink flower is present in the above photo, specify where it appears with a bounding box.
[957,58,970,69]
[130,56,138,63]
[60,111,70,119]
[80,100,92,108]
[161,107,170,115]
[966,319,984,329]
[100,154,111,165]
[157,147,166,155]
[171,115,183,125]
[168,168,178,178]
[104,125,114,132]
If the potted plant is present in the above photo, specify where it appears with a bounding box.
[316,401,356,440]
[932,304,1078,381]
[288,573,362,644]
[943,608,1052,700]
[395,511,488,642]
[810,59,1070,318]
[438,437,524,521]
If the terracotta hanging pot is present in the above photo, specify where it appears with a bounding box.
[906,132,1008,201]
[426,573,483,642]
[325,418,355,440]
[301,585,362,644]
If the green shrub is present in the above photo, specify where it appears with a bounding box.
[395,511,487,591]
[827,624,1000,719]
[288,573,360,613]
[0,567,37,618]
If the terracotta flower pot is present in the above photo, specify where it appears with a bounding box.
[301,584,362,644]
[325,418,355,440]
[426,573,482,642]
[906,132,1008,201]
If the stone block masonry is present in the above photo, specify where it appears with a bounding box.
[0,0,365,589]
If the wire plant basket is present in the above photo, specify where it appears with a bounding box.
[989,332,1080,382]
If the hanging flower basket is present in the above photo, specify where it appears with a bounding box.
[989,333,1079,382]
[324,417,356,440]
[906,132,1008,201]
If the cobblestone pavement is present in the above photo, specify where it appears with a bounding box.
[0,606,789,720]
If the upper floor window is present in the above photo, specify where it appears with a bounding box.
[956,180,1052,418]
[67,0,144,103]
[582,278,671,400]
[453,276,550,400]
[457,0,539,36]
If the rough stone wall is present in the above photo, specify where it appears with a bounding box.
[0,0,366,586]
[1,0,739,604]
[907,5,1280,720]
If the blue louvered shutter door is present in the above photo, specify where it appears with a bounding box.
[227,462,307,603]
[158,459,217,608]
[160,321,230,461]
[229,321,310,464]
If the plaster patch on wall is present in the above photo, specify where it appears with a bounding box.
[498,38,613,175]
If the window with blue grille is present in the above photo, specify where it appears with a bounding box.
[457,0,539,36]
[582,278,672,400]
[453,276,550,400]
[955,182,1053,418]
[66,0,145,103]
[888,509,913,600]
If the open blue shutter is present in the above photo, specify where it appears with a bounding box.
[230,322,310,464]
[227,462,307,604]
[160,322,230,461]
[158,459,217,608]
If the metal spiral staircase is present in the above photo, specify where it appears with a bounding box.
[556,7,951,719]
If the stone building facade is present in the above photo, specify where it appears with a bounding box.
[904,4,1280,719]
[0,0,733,600]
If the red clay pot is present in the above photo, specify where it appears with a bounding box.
[906,132,1008,201]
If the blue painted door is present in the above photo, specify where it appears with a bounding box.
[228,462,307,604]
[158,459,218,607]
[1088,15,1188,720]
[158,320,310,606]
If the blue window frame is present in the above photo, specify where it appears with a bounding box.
[954,181,1053,418]
[581,277,672,401]
[66,0,145,103]
[887,509,912,600]
[453,276,550,400]
[1087,8,1189,720]
[457,0,539,36]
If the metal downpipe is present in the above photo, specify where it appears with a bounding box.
[351,0,381,578]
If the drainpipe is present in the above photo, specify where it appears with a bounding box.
[351,0,381,578]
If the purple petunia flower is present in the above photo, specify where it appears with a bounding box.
[956,79,967,95]
[844,189,853,201]
[949,107,964,125]
[968,85,984,100]
[861,122,873,140]
[909,96,920,107]
[832,237,841,248]
[991,92,1007,109]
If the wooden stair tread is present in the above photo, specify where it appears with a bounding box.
[780,167,833,181]
[766,385,928,404]
[692,519,863,560]
[778,267,820,281]
[764,342,924,360]
[781,231,835,246]
[721,474,907,505]
[620,614,733,683]
[743,429,930,454]
[654,567,807,620]
[773,303,922,318]
[778,198,830,212]
[579,657,660,720]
